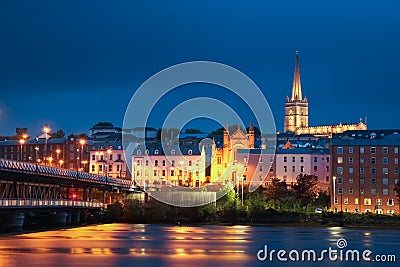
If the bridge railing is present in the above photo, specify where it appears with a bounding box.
[0,198,104,208]
[0,158,133,188]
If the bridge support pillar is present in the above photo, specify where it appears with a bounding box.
[80,211,88,224]
[2,212,25,232]
[53,211,68,226]
[71,210,81,225]
[66,211,72,226]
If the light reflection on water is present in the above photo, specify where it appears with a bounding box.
[0,224,399,267]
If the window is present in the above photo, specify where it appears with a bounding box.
[370,168,376,174]
[162,160,166,166]
[370,147,376,154]
[155,160,158,166]
[334,198,338,204]
[326,166,329,171]
[364,198,371,205]
[99,165,103,172]
[349,178,354,184]
[292,156,295,162]
[349,157,353,164]
[388,199,395,206]
[314,157,317,163]
[154,150,159,155]
[244,156,248,163]
[395,147,399,154]
[370,178,376,184]
[108,165,113,172]
[259,156,263,162]
[349,188,354,194]
[153,170,157,176]
[337,147,343,154]
[137,150,141,155]
[145,160,149,166]
[337,177,343,184]
[360,147,364,153]
[91,165,95,172]
[259,166,263,172]
[360,157,365,164]
[360,178,365,184]
[314,166,317,172]
[283,156,287,162]
[395,168,399,174]
[171,170,174,176]
[217,157,222,164]
[171,149,176,155]
[269,157,274,163]
[382,189,389,196]
[337,167,343,174]
[382,157,388,164]
[382,147,388,154]
[91,155,95,160]
[349,167,354,174]
[370,157,376,164]
[145,149,149,155]
[383,168,388,175]
[162,170,166,176]
[188,149,193,155]
[354,198,359,205]
[395,178,399,185]
[189,160,192,166]
[376,199,382,205]
[292,166,295,172]
[337,157,343,164]
[326,176,329,182]
[344,198,349,205]
[300,157,304,163]
[370,189,377,195]
[338,188,343,195]
[326,157,330,163]
[284,166,287,172]
[301,166,304,172]
[395,158,398,164]
[172,160,175,166]
[360,168,365,174]
[118,154,122,160]
[383,178,389,185]
[349,147,353,153]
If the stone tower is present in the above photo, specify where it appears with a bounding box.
[284,51,309,133]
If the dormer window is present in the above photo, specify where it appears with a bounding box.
[137,150,142,155]
[171,149,176,155]
[188,149,192,155]
[155,150,159,155]
[145,149,149,155]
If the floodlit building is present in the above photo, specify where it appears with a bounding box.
[331,130,400,214]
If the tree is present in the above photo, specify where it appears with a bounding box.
[264,178,289,209]
[184,128,203,134]
[50,129,65,138]
[292,174,319,211]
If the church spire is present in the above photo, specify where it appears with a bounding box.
[291,51,302,101]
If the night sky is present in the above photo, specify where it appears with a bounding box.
[1,0,399,137]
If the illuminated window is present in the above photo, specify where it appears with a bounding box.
[354,198,359,205]
[337,157,343,164]
[364,198,371,205]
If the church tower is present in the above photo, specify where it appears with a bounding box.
[284,51,309,133]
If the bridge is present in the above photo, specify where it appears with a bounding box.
[0,159,140,231]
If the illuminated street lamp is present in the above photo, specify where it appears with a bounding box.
[59,159,64,168]
[48,156,53,166]
[19,139,25,161]
[332,176,336,213]
[43,126,50,165]
[56,149,61,167]
[79,139,86,170]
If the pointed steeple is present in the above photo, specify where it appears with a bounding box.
[291,51,303,101]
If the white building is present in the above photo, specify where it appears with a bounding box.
[89,147,127,178]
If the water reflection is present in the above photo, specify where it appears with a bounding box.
[0,224,399,267]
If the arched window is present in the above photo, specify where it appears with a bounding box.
[188,149,193,155]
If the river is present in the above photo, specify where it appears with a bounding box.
[0,224,399,266]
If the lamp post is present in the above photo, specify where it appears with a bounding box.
[133,162,137,186]
[56,149,61,167]
[107,149,112,177]
[48,156,53,167]
[79,139,86,170]
[332,176,336,212]
[59,159,64,168]
[35,146,39,164]
[43,126,50,165]
[19,139,25,161]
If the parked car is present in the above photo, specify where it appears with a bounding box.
[315,208,323,214]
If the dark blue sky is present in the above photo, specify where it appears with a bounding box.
[1,0,399,136]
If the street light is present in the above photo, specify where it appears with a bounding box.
[59,159,64,168]
[56,149,61,167]
[79,139,86,170]
[19,139,25,161]
[332,176,336,213]
[106,149,112,177]
[48,156,53,166]
[43,126,50,165]
[35,146,39,163]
